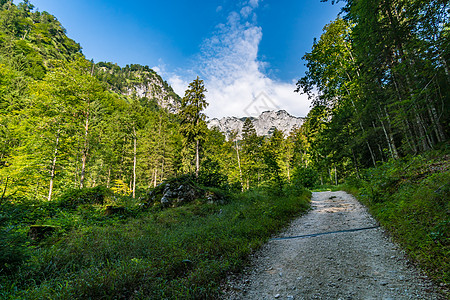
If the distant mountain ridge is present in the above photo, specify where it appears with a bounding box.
[208,110,304,139]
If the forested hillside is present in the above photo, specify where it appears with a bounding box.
[0,1,184,201]
[296,1,449,178]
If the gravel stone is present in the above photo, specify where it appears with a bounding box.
[222,191,444,299]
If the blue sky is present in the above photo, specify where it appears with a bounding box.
[24,0,343,118]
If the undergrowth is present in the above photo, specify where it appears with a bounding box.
[342,151,449,289]
[0,183,310,299]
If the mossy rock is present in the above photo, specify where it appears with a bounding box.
[28,225,58,241]
[104,205,126,216]
[145,175,201,207]
[144,175,230,208]
[57,186,112,209]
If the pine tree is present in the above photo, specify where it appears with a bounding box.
[179,76,208,178]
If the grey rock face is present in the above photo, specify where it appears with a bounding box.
[124,80,180,114]
[97,66,180,113]
[208,110,304,139]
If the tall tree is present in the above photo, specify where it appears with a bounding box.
[241,118,262,189]
[262,127,284,192]
[179,76,208,178]
[298,1,449,179]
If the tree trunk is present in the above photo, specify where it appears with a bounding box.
[329,167,332,183]
[1,176,8,202]
[391,72,417,154]
[441,56,450,84]
[132,127,137,199]
[403,119,418,154]
[383,107,399,159]
[377,143,385,161]
[234,140,244,191]
[378,113,394,159]
[34,181,40,201]
[107,167,111,188]
[428,102,445,142]
[366,141,376,167]
[344,86,376,167]
[352,148,360,179]
[75,139,80,187]
[22,28,29,40]
[195,139,199,178]
[287,162,290,182]
[377,108,398,160]
[48,129,60,201]
[80,111,89,188]
[160,160,165,183]
[334,165,338,186]
[412,107,430,152]
[160,134,166,183]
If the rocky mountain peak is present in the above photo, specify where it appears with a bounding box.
[208,110,304,139]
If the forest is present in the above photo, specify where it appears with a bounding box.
[0,0,449,298]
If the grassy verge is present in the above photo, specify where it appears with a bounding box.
[0,185,310,299]
[311,184,343,192]
[342,152,449,289]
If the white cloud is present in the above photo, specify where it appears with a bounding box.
[163,1,310,119]
[152,66,161,74]
[240,6,253,18]
[168,74,188,97]
[248,0,260,9]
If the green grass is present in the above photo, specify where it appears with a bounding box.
[311,184,343,192]
[342,152,450,289]
[0,185,310,299]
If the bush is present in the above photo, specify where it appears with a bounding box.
[0,226,29,274]
[292,167,319,189]
[343,153,450,286]
[56,186,112,209]
[197,158,229,189]
[197,171,228,189]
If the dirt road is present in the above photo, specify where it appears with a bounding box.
[223,191,443,299]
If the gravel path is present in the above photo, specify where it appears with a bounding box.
[223,191,443,299]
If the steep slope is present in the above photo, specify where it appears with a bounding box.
[0,1,81,79]
[209,110,304,139]
[0,2,183,198]
[95,62,181,113]
[0,3,180,113]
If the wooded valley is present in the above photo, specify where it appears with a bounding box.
[0,0,448,298]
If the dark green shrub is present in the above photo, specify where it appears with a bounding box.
[292,167,319,189]
[56,186,112,209]
[344,153,450,285]
[196,158,229,189]
[197,171,228,189]
[0,226,29,274]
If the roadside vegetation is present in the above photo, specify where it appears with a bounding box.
[342,148,449,288]
[0,180,310,299]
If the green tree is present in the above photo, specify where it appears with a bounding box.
[179,76,208,178]
[262,128,284,193]
[241,118,262,189]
